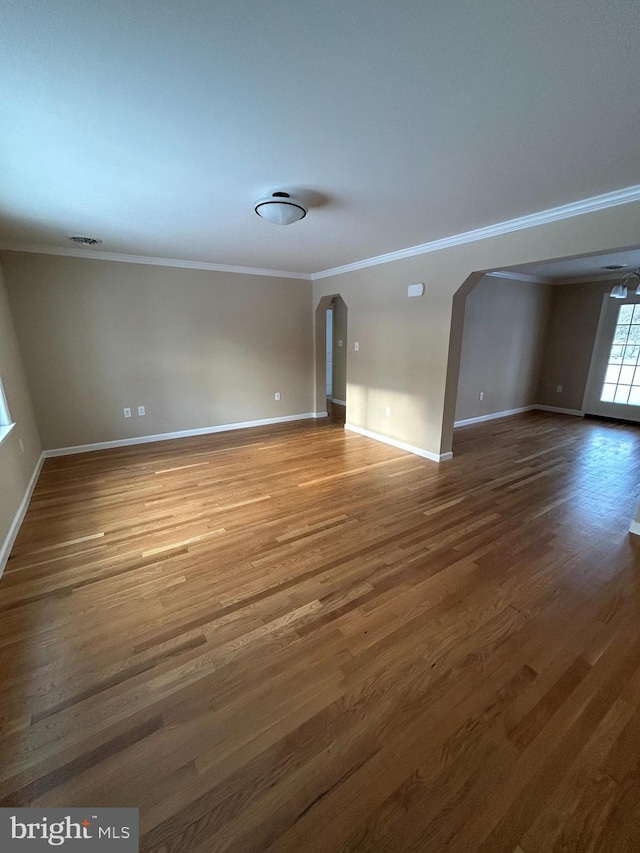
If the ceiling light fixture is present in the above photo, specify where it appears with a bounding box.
[610,267,640,299]
[254,192,307,225]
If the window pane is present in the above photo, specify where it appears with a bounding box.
[614,325,631,345]
[629,386,640,406]
[632,305,640,324]
[614,385,631,404]
[610,345,624,361]
[627,325,640,345]
[623,346,640,364]
[619,365,636,384]
[619,304,635,323]
[601,383,617,402]
[634,366,640,385]
[605,364,621,384]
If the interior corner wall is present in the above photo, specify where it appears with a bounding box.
[536,279,617,411]
[0,261,42,561]
[1,252,313,450]
[454,276,551,422]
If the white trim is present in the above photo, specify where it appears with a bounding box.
[42,413,321,458]
[0,243,311,281]
[552,272,629,286]
[454,405,584,426]
[464,271,629,287]
[331,398,346,406]
[486,271,551,284]
[0,422,16,448]
[534,405,584,417]
[0,184,640,281]
[630,521,640,536]
[0,452,45,577]
[581,293,616,416]
[454,406,536,427]
[2,186,640,283]
[312,184,640,280]
[344,422,452,462]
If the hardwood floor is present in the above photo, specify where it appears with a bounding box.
[1,410,640,851]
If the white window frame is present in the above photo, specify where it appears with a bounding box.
[0,377,15,448]
[583,294,640,422]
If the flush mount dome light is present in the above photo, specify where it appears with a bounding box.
[254,192,307,225]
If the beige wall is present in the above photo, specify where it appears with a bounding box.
[2,252,313,450]
[313,200,640,456]
[3,199,640,463]
[455,276,551,422]
[0,262,42,563]
[537,280,615,411]
[331,296,348,403]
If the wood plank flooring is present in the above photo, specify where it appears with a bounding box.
[1,409,640,851]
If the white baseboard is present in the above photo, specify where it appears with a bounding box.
[43,413,322,458]
[454,406,536,427]
[454,404,584,428]
[534,405,584,417]
[630,521,640,536]
[0,452,45,577]
[331,398,346,406]
[344,423,452,462]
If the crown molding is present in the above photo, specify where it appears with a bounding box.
[0,242,312,281]
[490,270,639,287]
[486,271,552,284]
[2,184,639,283]
[550,271,634,286]
[311,184,640,280]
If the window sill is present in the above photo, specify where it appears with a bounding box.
[0,423,16,449]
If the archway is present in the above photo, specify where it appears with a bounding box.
[314,294,348,418]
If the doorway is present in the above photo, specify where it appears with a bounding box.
[325,305,333,400]
[314,294,348,423]
[584,294,640,421]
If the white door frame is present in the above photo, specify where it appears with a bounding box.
[582,293,640,421]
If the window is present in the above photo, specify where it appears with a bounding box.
[0,377,14,446]
[600,303,640,406]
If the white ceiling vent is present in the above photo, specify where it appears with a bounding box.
[66,236,103,245]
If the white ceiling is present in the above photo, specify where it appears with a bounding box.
[1,0,639,275]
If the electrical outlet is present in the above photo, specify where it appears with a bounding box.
[338,339,343,347]
[557,385,563,393]
[384,406,391,417]
[275,392,281,401]
[123,407,132,418]
[354,341,359,351]
[479,391,484,401]
[137,405,146,416]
